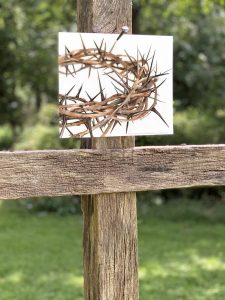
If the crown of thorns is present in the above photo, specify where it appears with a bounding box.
[58,35,169,138]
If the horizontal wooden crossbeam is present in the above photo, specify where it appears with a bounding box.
[0,144,225,200]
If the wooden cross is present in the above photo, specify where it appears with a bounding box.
[0,1,225,299]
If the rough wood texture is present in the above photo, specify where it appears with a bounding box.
[0,145,225,199]
[77,0,138,298]
[82,138,138,300]
[77,0,132,33]
[82,192,138,300]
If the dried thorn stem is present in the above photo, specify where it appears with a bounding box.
[58,36,169,137]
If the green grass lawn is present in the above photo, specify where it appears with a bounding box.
[0,199,225,300]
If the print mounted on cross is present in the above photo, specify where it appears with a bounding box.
[58,32,173,138]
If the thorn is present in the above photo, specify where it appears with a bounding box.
[85,91,92,101]
[124,49,136,69]
[111,82,123,94]
[88,66,92,78]
[137,48,145,67]
[126,120,129,133]
[151,107,169,127]
[140,52,145,66]
[145,46,152,62]
[66,84,76,96]
[99,38,104,52]
[65,65,75,78]
[65,46,68,58]
[151,72,169,79]
[86,90,102,102]
[93,40,101,57]
[97,72,105,101]
[79,34,87,55]
[59,124,65,138]
[155,62,158,77]
[99,39,106,61]
[148,95,166,103]
[72,64,76,75]
[125,72,128,86]
[105,73,129,92]
[151,78,167,92]
[95,118,104,133]
[65,46,68,77]
[137,48,143,60]
[104,70,114,76]
[65,46,72,57]
[66,126,73,137]
[76,84,83,98]
[93,39,105,62]
[110,120,118,133]
[102,42,107,60]
[114,71,130,92]
[148,50,156,79]
[137,47,139,74]
[100,38,104,48]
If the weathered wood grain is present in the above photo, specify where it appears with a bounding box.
[78,0,138,298]
[77,0,132,33]
[82,138,138,300]
[0,145,225,200]
[82,191,138,300]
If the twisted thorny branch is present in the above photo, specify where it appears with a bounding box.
[58,34,169,138]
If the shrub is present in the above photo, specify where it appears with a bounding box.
[0,125,14,150]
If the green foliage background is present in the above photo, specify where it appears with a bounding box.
[0,0,225,211]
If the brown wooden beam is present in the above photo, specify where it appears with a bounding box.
[0,145,225,200]
[81,138,138,300]
[77,0,138,299]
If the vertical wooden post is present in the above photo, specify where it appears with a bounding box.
[77,1,139,299]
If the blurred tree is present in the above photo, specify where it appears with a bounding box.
[0,0,75,136]
[0,0,224,147]
[134,0,225,113]
[17,0,76,111]
[0,0,23,133]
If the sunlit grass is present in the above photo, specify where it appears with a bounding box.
[138,200,225,300]
[0,201,83,300]
[0,199,225,299]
